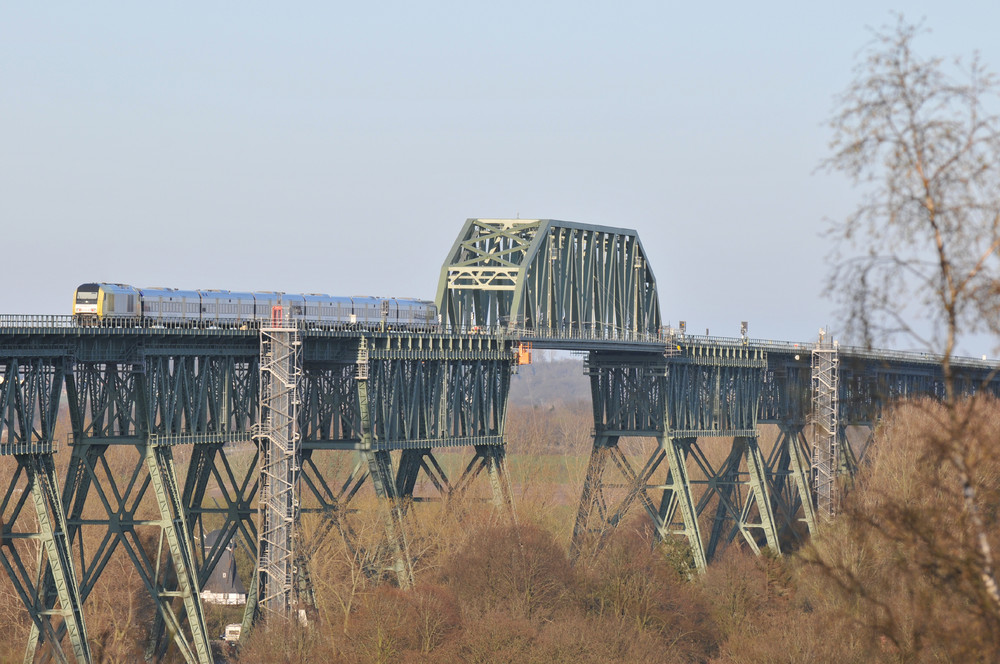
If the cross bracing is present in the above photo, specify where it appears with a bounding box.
[2,219,1000,659]
[437,219,661,337]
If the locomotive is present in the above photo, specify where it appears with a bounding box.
[72,282,439,328]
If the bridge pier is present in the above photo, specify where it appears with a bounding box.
[694,435,781,561]
[572,345,782,570]
[764,423,818,541]
[236,333,517,638]
[36,436,213,664]
[0,353,89,664]
[5,452,91,664]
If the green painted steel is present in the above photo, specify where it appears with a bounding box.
[5,454,92,664]
[0,354,90,664]
[437,219,661,336]
[364,450,414,588]
[660,437,707,570]
[145,440,213,664]
[743,437,781,554]
[764,424,817,541]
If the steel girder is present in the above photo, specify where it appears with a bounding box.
[761,424,817,542]
[665,345,767,437]
[585,344,768,437]
[759,358,812,425]
[436,219,661,335]
[6,319,999,660]
[573,346,777,570]
[762,347,1000,428]
[241,334,517,630]
[27,339,259,664]
[0,353,91,664]
[587,355,666,434]
[837,361,1000,425]
[42,346,221,664]
[302,335,512,449]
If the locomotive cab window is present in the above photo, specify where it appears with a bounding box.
[76,287,99,304]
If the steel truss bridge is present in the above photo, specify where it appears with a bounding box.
[2,218,998,663]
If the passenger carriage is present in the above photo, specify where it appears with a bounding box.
[72,283,439,331]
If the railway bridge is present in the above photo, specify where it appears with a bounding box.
[2,218,998,664]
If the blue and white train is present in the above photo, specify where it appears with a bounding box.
[72,283,439,328]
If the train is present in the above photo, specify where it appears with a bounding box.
[72,282,439,328]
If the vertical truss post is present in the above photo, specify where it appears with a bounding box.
[660,436,707,570]
[256,324,302,617]
[486,448,513,511]
[355,338,413,588]
[0,354,91,664]
[478,444,514,512]
[784,425,818,535]
[364,450,414,588]
[704,442,743,561]
[33,445,215,662]
[2,452,92,664]
[811,338,840,520]
[743,436,781,554]
[145,441,213,664]
[570,435,613,560]
[447,445,516,519]
[151,439,259,662]
[690,436,779,561]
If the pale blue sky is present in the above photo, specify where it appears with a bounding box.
[3,2,999,347]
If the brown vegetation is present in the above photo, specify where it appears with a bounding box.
[802,399,1000,661]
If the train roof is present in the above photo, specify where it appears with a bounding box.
[91,283,141,295]
[197,290,255,299]
[139,287,200,298]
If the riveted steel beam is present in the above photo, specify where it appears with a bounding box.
[0,354,90,664]
[437,219,661,336]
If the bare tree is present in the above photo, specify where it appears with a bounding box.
[820,13,1000,635]
[824,16,1000,356]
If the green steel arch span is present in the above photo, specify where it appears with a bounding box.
[436,219,661,336]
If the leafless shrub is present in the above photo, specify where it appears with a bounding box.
[437,521,575,621]
[802,399,1000,661]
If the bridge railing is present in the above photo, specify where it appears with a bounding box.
[446,323,670,346]
[0,314,77,328]
[672,332,998,371]
[0,441,56,455]
[0,314,673,345]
